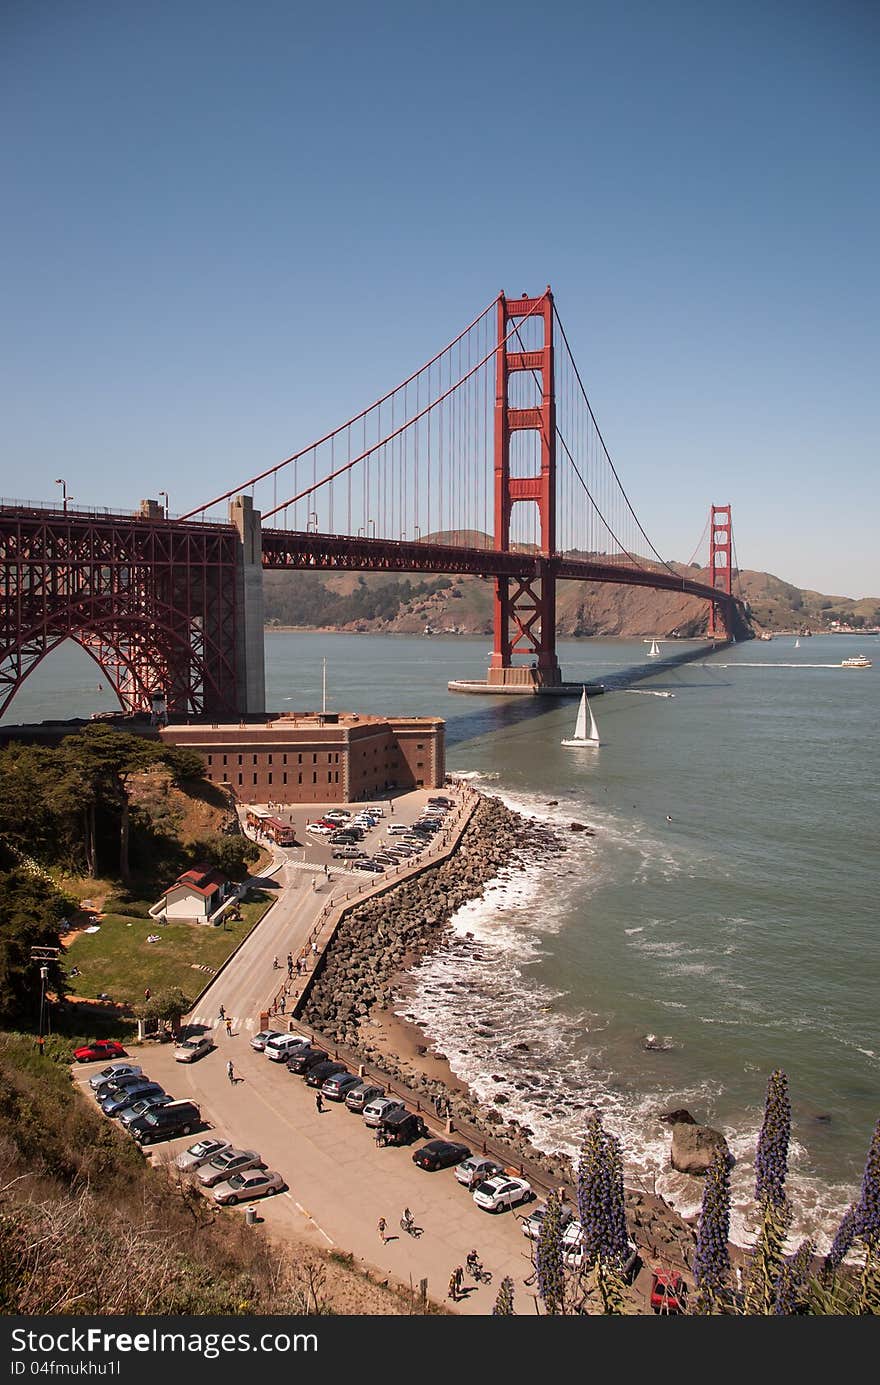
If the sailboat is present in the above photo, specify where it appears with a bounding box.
[561,686,600,747]
[795,638,800,648]
[647,638,661,658]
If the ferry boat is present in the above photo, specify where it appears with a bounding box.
[841,654,872,668]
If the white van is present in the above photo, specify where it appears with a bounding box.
[387,822,409,834]
[264,1033,310,1062]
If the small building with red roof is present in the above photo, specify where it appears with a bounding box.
[154,864,231,923]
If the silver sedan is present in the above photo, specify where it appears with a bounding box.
[213,1169,286,1205]
[175,1137,232,1172]
[197,1149,264,1187]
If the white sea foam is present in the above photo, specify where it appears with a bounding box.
[399,783,859,1252]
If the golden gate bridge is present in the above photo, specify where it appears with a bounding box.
[0,288,747,718]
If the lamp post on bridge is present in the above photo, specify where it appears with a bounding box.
[367,518,375,539]
[54,479,71,513]
[414,525,421,541]
[158,490,169,518]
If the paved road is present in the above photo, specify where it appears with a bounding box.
[75,1040,541,1315]
[189,862,345,1035]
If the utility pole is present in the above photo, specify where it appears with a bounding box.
[31,946,60,1055]
[322,657,327,714]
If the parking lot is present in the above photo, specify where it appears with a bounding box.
[73,1035,542,1315]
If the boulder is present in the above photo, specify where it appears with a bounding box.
[670,1122,729,1176]
[659,1108,697,1126]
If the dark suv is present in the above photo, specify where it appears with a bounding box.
[286,1046,328,1075]
[305,1060,347,1088]
[128,1100,201,1144]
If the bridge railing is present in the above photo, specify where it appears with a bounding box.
[0,497,140,519]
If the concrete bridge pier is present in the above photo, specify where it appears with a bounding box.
[230,495,266,714]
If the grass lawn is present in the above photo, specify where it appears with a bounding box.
[64,889,275,1007]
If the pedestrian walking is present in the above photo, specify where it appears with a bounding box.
[225,1017,232,1036]
[311,940,318,957]
[447,1272,458,1302]
[280,995,286,1014]
[377,1217,387,1244]
[218,1003,226,1022]
[454,1265,464,1298]
[143,987,151,1002]
[272,955,279,970]
[433,1094,442,1119]
[315,1092,324,1114]
[323,863,329,878]
[287,953,293,970]
[226,1060,234,1084]
[287,962,293,979]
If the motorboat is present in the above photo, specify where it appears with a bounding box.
[841,654,872,668]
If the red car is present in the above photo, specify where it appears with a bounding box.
[73,1039,127,1063]
[650,1270,687,1314]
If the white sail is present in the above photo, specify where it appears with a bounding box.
[574,688,588,740]
[586,697,599,742]
[648,639,660,657]
[562,686,600,747]
[795,638,800,648]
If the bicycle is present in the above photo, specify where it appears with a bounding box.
[466,1256,492,1285]
[399,1212,423,1238]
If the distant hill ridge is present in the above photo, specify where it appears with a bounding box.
[262,533,879,638]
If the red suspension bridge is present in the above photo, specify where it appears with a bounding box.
[0,288,747,718]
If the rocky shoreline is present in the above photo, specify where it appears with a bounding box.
[301,791,701,1281]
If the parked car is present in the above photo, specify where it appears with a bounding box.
[73,1039,127,1063]
[412,1140,472,1172]
[305,1060,348,1088]
[101,1081,167,1117]
[363,1097,406,1128]
[345,1081,385,1112]
[455,1155,506,1190]
[129,1100,201,1144]
[264,1033,310,1062]
[333,846,365,860]
[286,1046,329,1075]
[387,822,410,835]
[353,859,382,873]
[561,1224,639,1279]
[94,1071,150,1102]
[213,1168,285,1205]
[473,1175,533,1212]
[520,1198,576,1240]
[380,1110,427,1145]
[250,1030,284,1052]
[89,1062,141,1091]
[321,1071,363,1101]
[306,822,333,835]
[323,810,350,823]
[197,1149,265,1188]
[428,796,453,807]
[119,1092,173,1128]
[650,1269,687,1313]
[175,1137,232,1172]
[174,1034,213,1063]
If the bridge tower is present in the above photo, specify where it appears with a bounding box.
[707,503,732,638]
[488,289,561,689]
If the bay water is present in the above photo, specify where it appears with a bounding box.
[6,630,878,1249]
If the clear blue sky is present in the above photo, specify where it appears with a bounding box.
[2,0,877,595]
